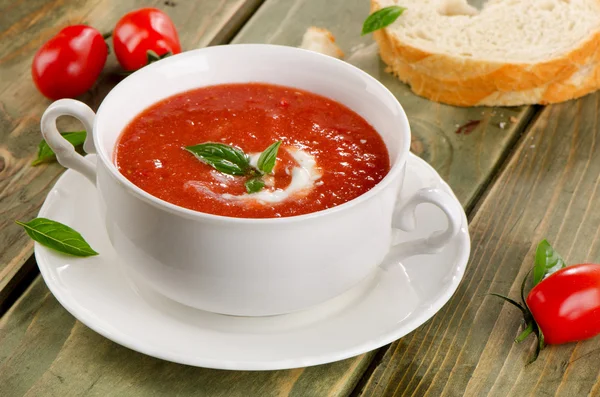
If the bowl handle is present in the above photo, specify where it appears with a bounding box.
[386,187,463,263]
[41,99,97,185]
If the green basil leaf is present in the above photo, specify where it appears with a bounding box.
[257,141,282,174]
[32,131,87,166]
[245,177,265,194]
[16,218,99,257]
[362,6,406,35]
[533,240,566,286]
[185,143,250,176]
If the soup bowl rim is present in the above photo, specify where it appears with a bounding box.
[95,44,411,224]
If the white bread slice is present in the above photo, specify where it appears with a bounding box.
[299,27,344,59]
[371,0,600,106]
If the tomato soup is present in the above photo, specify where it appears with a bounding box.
[115,83,390,218]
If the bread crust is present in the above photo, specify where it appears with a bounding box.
[371,0,600,106]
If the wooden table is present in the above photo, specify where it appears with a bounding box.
[1,1,599,396]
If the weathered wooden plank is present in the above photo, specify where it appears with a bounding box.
[358,94,600,396]
[0,0,263,308]
[0,0,541,396]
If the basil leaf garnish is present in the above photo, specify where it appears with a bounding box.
[362,6,406,35]
[185,143,250,176]
[32,131,87,166]
[16,218,99,257]
[257,141,282,174]
[533,239,566,286]
[186,141,286,193]
[245,177,265,194]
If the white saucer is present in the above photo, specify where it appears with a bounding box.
[35,153,470,370]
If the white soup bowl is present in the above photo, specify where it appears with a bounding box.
[40,44,462,316]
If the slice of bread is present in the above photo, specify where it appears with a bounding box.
[372,0,600,106]
[300,27,344,59]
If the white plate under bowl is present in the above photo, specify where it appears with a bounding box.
[35,153,470,370]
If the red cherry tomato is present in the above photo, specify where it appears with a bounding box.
[31,25,108,100]
[527,264,600,345]
[112,8,181,71]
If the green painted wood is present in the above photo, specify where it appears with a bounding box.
[0,0,541,396]
[358,94,600,396]
[0,0,263,308]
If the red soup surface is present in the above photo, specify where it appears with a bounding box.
[115,83,390,218]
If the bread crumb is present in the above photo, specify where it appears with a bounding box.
[510,116,518,123]
[299,27,344,59]
[499,122,507,129]
[411,137,424,155]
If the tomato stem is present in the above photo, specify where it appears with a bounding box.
[489,293,528,316]
[515,322,534,343]
[520,268,533,306]
[491,269,545,364]
[527,323,546,364]
[146,50,172,66]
